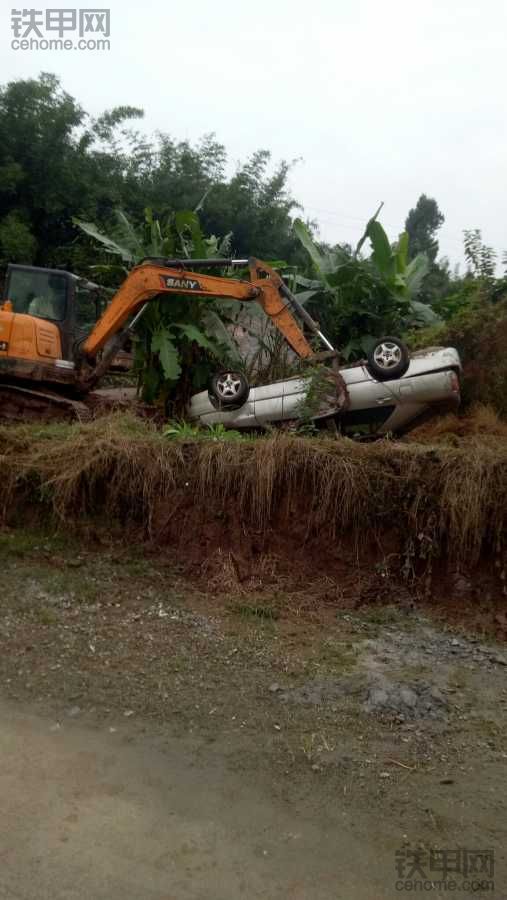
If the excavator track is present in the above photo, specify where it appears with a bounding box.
[0,384,92,424]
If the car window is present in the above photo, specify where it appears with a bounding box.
[341,405,396,435]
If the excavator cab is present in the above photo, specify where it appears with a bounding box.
[3,265,78,361]
[1,265,109,370]
[0,264,131,420]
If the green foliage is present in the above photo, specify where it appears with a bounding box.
[72,214,136,266]
[150,329,182,381]
[200,150,302,260]
[403,195,450,307]
[427,230,507,323]
[413,257,452,309]
[206,423,244,441]
[0,73,303,275]
[295,367,337,425]
[243,325,303,386]
[163,421,201,440]
[0,73,144,270]
[293,214,438,359]
[136,299,236,410]
[75,208,238,411]
[73,206,224,267]
[463,229,497,281]
[450,302,507,416]
[163,421,244,441]
[407,224,507,418]
[405,194,444,263]
[0,211,37,263]
[431,275,477,321]
[409,272,507,418]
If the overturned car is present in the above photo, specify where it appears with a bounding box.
[189,339,461,437]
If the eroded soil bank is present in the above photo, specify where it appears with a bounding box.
[1,416,506,622]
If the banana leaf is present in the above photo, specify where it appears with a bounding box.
[73,217,135,263]
[151,329,181,381]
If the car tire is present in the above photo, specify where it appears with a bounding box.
[367,336,410,381]
[208,371,250,408]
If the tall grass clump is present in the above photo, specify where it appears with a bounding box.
[0,414,506,566]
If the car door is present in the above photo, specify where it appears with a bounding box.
[253,380,285,424]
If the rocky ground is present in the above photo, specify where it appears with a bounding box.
[0,528,505,899]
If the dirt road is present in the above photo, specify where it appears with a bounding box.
[0,531,505,898]
[0,701,396,900]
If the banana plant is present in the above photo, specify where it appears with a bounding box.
[74,208,241,409]
[293,210,440,358]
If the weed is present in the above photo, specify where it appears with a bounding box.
[33,606,58,625]
[0,530,64,557]
[164,420,245,441]
[205,423,244,441]
[295,366,340,425]
[231,599,280,621]
[163,421,201,440]
[314,639,357,672]
[300,731,336,761]
[121,558,153,577]
[356,606,408,626]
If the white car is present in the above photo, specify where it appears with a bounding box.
[188,346,462,437]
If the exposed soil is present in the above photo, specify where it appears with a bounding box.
[2,417,506,604]
[0,528,505,898]
[149,500,507,641]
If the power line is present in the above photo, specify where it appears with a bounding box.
[303,204,467,252]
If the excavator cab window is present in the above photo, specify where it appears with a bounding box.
[76,281,101,332]
[5,266,68,322]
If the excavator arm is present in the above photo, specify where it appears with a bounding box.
[77,257,330,391]
[82,258,315,356]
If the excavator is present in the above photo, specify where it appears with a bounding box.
[0,256,345,422]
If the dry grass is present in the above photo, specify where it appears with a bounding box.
[0,413,506,565]
[407,404,507,446]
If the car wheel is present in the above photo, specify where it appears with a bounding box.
[367,337,410,381]
[209,371,250,408]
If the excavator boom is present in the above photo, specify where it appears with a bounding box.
[82,258,316,362]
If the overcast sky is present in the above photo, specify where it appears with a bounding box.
[3,0,506,268]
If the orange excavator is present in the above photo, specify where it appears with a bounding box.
[0,256,343,421]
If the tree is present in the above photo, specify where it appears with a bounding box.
[0,73,144,269]
[200,152,301,259]
[430,229,506,319]
[463,228,497,280]
[0,73,304,271]
[404,194,450,305]
[405,194,445,262]
[0,212,37,263]
[134,140,302,260]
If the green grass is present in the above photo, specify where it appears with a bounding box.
[0,529,74,558]
[312,638,358,673]
[32,606,58,625]
[230,599,281,621]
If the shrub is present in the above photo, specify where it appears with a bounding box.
[408,298,507,416]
